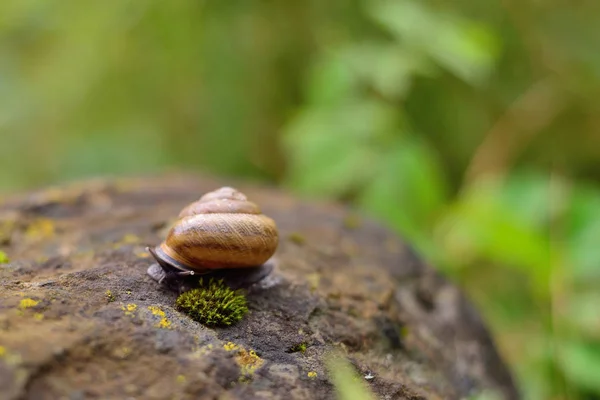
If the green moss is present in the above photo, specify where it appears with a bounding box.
[287,342,308,353]
[175,279,248,327]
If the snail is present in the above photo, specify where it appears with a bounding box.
[146,187,279,292]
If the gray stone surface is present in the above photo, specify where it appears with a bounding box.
[0,174,518,400]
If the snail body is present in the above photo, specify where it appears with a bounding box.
[147,187,279,291]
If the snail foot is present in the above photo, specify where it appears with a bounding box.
[146,257,276,294]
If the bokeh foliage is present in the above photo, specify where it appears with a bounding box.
[1,0,599,399]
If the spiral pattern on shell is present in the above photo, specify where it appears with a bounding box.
[155,187,278,271]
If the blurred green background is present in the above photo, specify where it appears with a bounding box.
[1,1,599,399]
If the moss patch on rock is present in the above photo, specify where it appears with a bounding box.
[175,279,248,327]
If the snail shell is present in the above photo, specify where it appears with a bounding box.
[150,187,279,273]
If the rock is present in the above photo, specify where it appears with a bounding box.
[0,174,519,400]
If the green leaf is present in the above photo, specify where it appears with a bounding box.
[498,172,554,228]
[357,136,447,249]
[304,49,358,107]
[435,177,551,296]
[282,99,398,197]
[368,0,499,85]
[343,42,435,100]
[560,340,600,393]
[565,186,600,281]
[565,292,600,337]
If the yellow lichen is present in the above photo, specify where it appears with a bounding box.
[157,318,172,329]
[288,232,306,245]
[0,218,16,244]
[223,342,264,376]
[122,234,140,244]
[105,290,116,302]
[306,273,320,292]
[135,251,150,258]
[148,306,172,329]
[223,342,239,352]
[0,250,9,264]
[35,256,49,263]
[0,346,21,365]
[113,346,132,359]
[148,305,166,317]
[236,349,264,376]
[25,219,55,240]
[19,298,39,309]
[111,234,143,249]
[176,375,186,384]
[33,313,44,321]
[121,303,137,316]
[191,343,215,357]
[308,371,318,378]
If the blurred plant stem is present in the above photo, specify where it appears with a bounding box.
[325,352,376,400]
[548,170,574,400]
[464,78,566,184]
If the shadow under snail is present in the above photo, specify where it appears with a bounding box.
[146,186,279,293]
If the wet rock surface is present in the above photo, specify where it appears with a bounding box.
[0,174,519,400]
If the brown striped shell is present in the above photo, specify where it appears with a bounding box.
[152,187,278,272]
